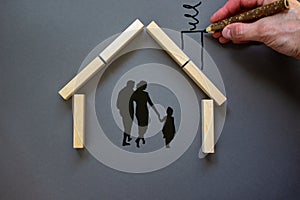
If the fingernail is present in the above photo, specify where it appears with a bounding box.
[223,27,231,39]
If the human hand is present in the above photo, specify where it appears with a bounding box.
[158,115,163,122]
[158,116,165,123]
[210,0,300,59]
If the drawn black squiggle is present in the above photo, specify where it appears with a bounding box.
[183,1,202,31]
[181,1,205,70]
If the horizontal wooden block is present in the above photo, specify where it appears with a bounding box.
[99,19,144,63]
[182,61,227,106]
[58,57,105,100]
[202,99,214,153]
[146,21,190,67]
[73,94,85,149]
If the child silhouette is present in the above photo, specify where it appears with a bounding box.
[160,107,176,148]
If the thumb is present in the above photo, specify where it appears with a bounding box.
[222,22,260,43]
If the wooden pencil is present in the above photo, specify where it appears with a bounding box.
[206,0,289,33]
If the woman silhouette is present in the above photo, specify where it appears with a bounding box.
[130,81,160,148]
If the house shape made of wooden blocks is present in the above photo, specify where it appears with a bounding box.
[58,19,226,153]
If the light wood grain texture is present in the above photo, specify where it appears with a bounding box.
[202,99,214,153]
[146,21,190,67]
[99,19,144,63]
[73,94,85,149]
[59,19,143,100]
[182,61,226,106]
[58,57,105,100]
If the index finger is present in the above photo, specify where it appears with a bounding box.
[210,0,265,22]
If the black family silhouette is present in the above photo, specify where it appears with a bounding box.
[160,107,176,148]
[116,80,135,146]
[117,80,176,149]
[130,81,160,148]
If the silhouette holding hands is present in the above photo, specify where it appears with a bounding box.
[130,81,160,148]
[117,80,135,146]
[160,107,176,148]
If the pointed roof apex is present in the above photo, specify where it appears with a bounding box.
[58,19,226,105]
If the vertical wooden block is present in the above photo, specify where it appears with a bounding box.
[73,94,85,149]
[58,57,105,100]
[99,19,144,63]
[202,99,214,153]
[183,61,226,106]
[146,21,190,67]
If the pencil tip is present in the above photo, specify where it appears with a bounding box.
[205,26,214,34]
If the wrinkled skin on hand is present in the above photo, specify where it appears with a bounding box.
[211,0,300,59]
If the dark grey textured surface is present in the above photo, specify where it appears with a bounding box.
[0,0,299,199]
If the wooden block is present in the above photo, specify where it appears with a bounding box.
[58,57,105,100]
[73,94,85,149]
[59,19,143,100]
[202,99,214,153]
[146,21,190,67]
[182,61,227,106]
[99,19,144,63]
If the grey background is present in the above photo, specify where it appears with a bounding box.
[0,0,299,199]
